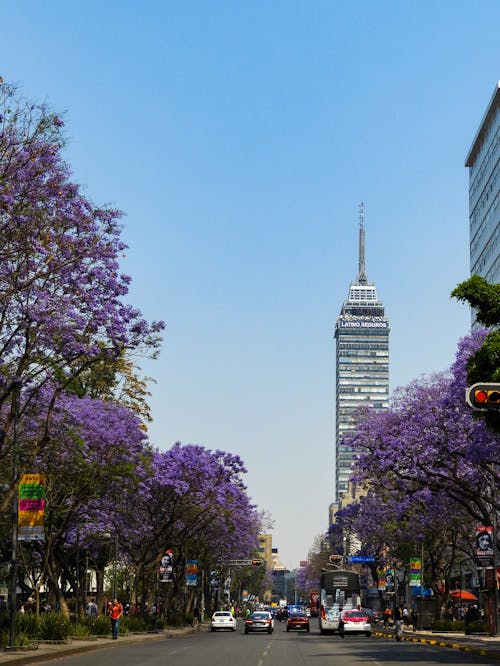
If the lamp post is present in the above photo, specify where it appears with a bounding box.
[102,532,118,599]
[9,382,20,648]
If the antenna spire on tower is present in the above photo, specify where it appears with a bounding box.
[358,202,367,284]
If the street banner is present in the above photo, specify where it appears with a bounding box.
[409,557,421,586]
[475,525,494,567]
[159,549,174,583]
[18,474,46,541]
[377,569,387,591]
[186,560,198,586]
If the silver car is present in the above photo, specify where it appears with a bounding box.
[244,611,274,634]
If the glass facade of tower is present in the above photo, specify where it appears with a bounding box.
[465,82,500,288]
[334,282,390,500]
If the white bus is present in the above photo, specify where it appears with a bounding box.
[319,570,361,635]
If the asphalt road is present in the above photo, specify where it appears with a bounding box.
[38,625,500,666]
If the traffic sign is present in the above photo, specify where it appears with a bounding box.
[346,556,375,563]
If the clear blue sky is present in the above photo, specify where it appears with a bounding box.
[2,0,499,570]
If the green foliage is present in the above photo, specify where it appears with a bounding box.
[16,612,39,637]
[431,618,463,631]
[38,612,72,640]
[467,620,488,634]
[451,275,500,327]
[120,614,165,632]
[466,330,500,383]
[87,615,110,636]
[452,275,500,431]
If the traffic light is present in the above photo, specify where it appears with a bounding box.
[251,559,263,566]
[466,383,500,411]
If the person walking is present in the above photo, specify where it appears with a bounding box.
[85,598,98,619]
[338,607,345,639]
[411,608,418,632]
[108,598,124,639]
[394,606,403,641]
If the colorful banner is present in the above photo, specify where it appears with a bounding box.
[18,474,46,541]
[475,525,494,567]
[159,549,174,583]
[409,557,422,587]
[186,560,198,586]
[377,569,387,591]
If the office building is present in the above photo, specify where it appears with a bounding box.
[465,82,500,290]
[334,205,390,500]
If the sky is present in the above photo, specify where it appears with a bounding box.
[1,0,499,570]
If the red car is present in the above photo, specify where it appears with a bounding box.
[286,612,310,632]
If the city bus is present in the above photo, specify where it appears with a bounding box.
[319,569,361,634]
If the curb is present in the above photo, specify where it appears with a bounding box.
[0,627,198,665]
[373,629,500,660]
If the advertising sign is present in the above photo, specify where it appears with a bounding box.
[409,558,421,587]
[377,569,387,591]
[159,549,174,583]
[185,560,198,586]
[475,526,494,567]
[18,474,46,541]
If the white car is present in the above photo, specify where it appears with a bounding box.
[342,609,372,636]
[210,611,237,632]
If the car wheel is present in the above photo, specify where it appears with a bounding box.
[307,627,310,632]
[244,629,248,634]
[268,628,273,634]
[286,627,290,632]
[211,628,215,632]
[232,627,236,632]
[320,627,325,635]
[366,632,371,637]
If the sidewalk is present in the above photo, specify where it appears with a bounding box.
[0,626,199,665]
[374,625,500,660]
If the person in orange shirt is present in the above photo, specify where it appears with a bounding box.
[108,598,124,639]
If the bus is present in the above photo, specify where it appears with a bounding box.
[319,569,361,634]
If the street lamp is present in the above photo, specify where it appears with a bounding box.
[9,381,20,648]
[102,532,118,599]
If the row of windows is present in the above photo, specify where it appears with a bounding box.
[469,120,500,204]
[470,156,500,235]
[338,342,388,351]
[470,190,499,261]
[471,218,500,276]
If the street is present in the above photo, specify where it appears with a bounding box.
[40,626,500,666]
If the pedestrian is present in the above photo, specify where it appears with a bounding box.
[108,598,123,639]
[0,595,7,613]
[411,608,417,632]
[394,606,403,641]
[402,606,409,625]
[383,606,392,628]
[85,598,98,619]
[338,606,345,639]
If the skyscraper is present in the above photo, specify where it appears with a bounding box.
[465,81,500,287]
[334,205,390,500]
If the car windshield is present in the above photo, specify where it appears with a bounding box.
[345,611,367,618]
[251,613,269,619]
[290,612,306,618]
[214,612,232,617]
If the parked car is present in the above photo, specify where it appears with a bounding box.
[342,609,372,636]
[287,611,310,632]
[210,611,236,632]
[244,611,274,634]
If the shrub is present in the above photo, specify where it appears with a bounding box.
[39,613,72,641]
[430,619,463,631]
